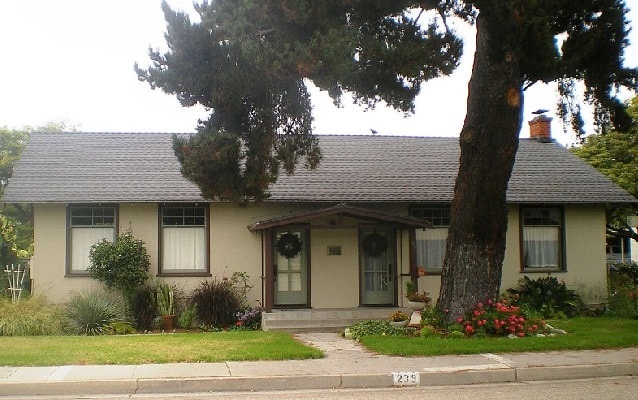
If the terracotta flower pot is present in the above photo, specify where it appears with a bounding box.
[161,315,175,331]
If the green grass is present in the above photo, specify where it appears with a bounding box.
[360,317,638,356]
[0,331,323,366]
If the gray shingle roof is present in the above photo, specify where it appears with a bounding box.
[2,132,635,204]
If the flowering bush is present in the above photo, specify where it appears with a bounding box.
[456,298,546,338]
[389,310,410,322]
[235,306,262,330]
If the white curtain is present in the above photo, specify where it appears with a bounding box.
[162,227,206,270]
[523,226,560,267]
[71,227,114,272]
[416,228,447,269]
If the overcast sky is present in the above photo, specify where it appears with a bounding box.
[1,0,637,146]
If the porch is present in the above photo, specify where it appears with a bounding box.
[261,307,412,332]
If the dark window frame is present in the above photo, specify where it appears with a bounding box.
[158,203,211,277]
[409,205,451,275]
[66,204,118,276]
[519,205,566,273]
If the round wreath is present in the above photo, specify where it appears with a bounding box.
[275,232,303,259]
[362,232,389,258]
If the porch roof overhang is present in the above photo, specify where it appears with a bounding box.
[247,203,432,231]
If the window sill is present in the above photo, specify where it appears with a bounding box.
[158,272,212,278]
[521,267,566,273]
[65,272,92,278]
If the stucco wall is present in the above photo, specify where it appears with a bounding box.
[31,202,608,307]
[32,204,101,302]
[309,228,360,308]
[418,204,608,306]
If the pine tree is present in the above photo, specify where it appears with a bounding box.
[137,0,637,321]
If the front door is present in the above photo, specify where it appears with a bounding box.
[360,228,395,305]
[273,230,308,307]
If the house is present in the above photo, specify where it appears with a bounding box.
[3,123,636,330]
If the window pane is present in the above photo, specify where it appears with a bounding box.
[523,226,560,267]
[70,206,115,227]
[415,228,447,270]
[71,227,114,272]
[411,207,450,227]
[162,227,206,270]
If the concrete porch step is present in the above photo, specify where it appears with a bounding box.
[261,307,411,333]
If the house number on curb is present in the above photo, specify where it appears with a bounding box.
[392,372,420,386]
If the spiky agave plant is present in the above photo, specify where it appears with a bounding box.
[65,289,126,335]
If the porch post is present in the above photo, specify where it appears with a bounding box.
[264,229,274,312]
[409,228,418,284]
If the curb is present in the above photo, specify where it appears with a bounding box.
[1,362,636,397]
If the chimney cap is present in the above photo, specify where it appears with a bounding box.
[532,109,550,115]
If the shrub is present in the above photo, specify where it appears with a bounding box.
[88,231,150,301]
[347,320,414,341]
[608,262,638,318]
[192,278,242,328]
[235,306,262,330]
[0,296,65,336]
[178,304,197,329]
[456,298,546,338]
[65,289,126,335]
[506,276,582,318]
[129,284,157,331]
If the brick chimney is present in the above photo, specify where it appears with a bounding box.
[528,114,552,143]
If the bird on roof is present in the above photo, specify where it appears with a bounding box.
[370,129,378,135]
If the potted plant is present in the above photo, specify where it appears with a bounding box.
[405,281,431,311]
[388,310,410,327]
[155,283,175,330]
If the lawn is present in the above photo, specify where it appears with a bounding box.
[0,331,324,366]
[359,317,638,356]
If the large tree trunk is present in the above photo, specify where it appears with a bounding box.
[437,11,523,324]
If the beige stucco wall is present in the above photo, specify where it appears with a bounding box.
[32,204,101,302]
[418,204,608,306]
[31,202,608,307]
[309,228,360,308]
[31,203,267,304]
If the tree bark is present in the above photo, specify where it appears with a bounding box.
[437,10,523,323]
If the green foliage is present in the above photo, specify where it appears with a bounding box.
[129,284,157,331]
[155,282,175,316]
[64,289,126,335]
[572,98,638,241]
[192,278,243,328]
[0,127,29,193]
[136,1,463,201]
[359,317,638,357]
[88,231,150,300]
[507,276,582,318]
[608,262,638,318]
[346,320,414,341]
[178,304,197,329]
[0,296,65,336]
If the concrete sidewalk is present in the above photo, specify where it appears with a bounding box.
[1,333,637,397]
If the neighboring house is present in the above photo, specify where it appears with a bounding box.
[3,123,636,329]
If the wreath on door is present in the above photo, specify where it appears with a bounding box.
[362,232,388,258]
[275,232,303,259]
